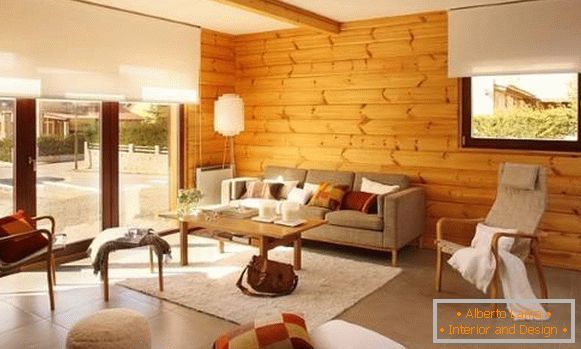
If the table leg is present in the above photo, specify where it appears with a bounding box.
[103,262,109,302]
[293,237,302,270]
[259,237,268,258]
[218,240,225,254]
[149,246,154,273]
[158,253,164,292]
[180,221,189,266]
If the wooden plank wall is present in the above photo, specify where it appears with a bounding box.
[230,12,581,270]
[185,30,236,186]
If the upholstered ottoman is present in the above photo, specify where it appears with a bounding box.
[66,308,151,349]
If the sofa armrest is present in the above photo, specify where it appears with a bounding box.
[382,187,425,249]
[221,177,260,205]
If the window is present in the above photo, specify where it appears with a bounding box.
[461,73,580,151]
[36,99,101,243]
[0,98,14,217]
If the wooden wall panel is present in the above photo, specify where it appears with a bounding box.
[232,11,581,271]
[185,30,236,186]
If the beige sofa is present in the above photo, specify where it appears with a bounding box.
[222,166,425,266]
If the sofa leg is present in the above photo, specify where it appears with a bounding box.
[391,249,398,267]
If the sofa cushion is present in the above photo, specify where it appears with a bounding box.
[241,181,283,200]
[305,169,354,190]
[353,172,409,191]
[264,166,308,187]
[287,188,312,205]
[326,211,383,231]
[360,177,400,195]
[342,191,377,213]
[299,206,330,220]
[264,179,299,199]
[308,183,348,211]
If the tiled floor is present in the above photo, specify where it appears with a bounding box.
[0,235,579,349]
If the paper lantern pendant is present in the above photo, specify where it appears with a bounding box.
[214,94,244,136]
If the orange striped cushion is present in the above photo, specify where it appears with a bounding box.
[0,210,48,263]
[307,183,348,211]
[213,313,313,349]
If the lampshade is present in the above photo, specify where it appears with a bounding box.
[214,94,244,136]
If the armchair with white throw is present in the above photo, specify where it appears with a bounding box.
[435,163,548,312]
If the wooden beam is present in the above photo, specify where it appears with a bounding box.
[213,0,341,34]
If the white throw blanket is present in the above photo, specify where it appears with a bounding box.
[448,224,548,320]
[88,227,128,263]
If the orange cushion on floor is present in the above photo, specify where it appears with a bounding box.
[0,210,48,263]
[213,312,314,349]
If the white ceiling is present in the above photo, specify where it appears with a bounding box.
[87,0,295,34]
[282,0,518,22]
[86,0,520,34]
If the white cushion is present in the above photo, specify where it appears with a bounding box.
[286,187,312,205]
[471,223,517,252]
[303,182,320,195]
[311,320,406,349]
[361,177,400,195]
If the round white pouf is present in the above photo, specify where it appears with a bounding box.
[66,308,151,349]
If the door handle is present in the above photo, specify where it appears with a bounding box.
[28,156,37,172]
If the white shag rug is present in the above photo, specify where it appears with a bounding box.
[118,246,401,328]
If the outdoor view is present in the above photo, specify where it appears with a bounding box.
[37,100,101,243]
[118,103,173,231]
[0,98,14,217]
[0,100,174,243]
[471,73,578,141]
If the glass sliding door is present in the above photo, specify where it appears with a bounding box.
[0,98,14,216]
[118,103,176,230]
[36,100,101,242]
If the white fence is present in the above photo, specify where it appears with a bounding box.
[84,142,168,175]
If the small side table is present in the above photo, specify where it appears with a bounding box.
[91,230,170,301]
[101,245,164,301]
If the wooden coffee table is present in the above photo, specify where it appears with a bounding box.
[159,213,324,270]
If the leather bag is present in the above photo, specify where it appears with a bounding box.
[236,255,298,297]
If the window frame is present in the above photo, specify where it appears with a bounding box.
[460,74,581,152]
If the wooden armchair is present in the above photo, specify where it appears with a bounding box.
[435,163,548,299]
[0,215,56,310]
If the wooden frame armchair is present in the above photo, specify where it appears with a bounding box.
[0,215,56,310]
[435,163,548,299]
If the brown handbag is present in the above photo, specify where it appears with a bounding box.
[236,255,298,297]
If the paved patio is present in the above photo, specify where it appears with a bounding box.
[0,161,173,242]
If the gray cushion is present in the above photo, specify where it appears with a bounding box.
[299,206,330,220]
[305,169,354,190]
[353,172,409,191]
[264,166,308,186]
[326,210,383,231]
[499,163,539,190]
[303,224,383,248]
